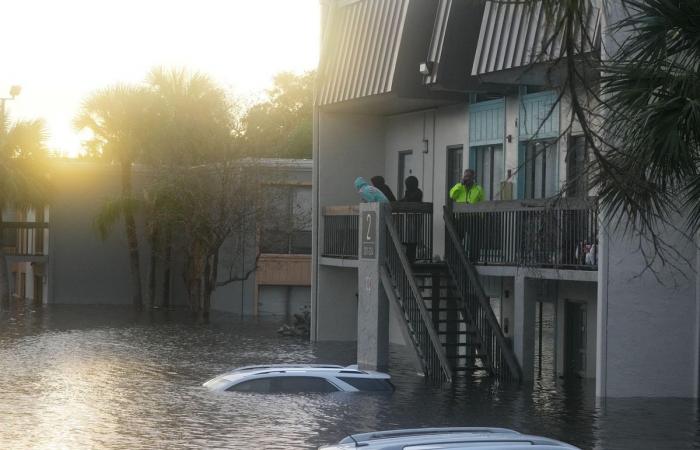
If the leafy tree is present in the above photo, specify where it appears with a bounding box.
[0,114,49,306]
[238,71,314,159]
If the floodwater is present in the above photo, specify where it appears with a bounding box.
[0,304,698,450]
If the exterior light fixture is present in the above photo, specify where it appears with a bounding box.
[419,61,434,76]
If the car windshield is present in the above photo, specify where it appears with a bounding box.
[227,376,339,394]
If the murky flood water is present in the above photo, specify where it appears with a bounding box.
[1,305,698,450]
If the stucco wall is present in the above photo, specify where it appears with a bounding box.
[49,163,140,304]
[312,110,386,341]
[598,223,699,397]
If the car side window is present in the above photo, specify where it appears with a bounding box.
[337,377,394,392]
[227,378,272,393]
[270,376,339,393]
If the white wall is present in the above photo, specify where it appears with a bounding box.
[385,111,434,201]
[598,222,699,397]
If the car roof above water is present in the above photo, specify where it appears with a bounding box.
[211,364,390,382]
[322,427,580,450]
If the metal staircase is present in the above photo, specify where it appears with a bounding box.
[443,206,522,382]
[378,204,521,383]
[411,263,492,376]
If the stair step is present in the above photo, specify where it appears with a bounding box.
[446,354,486,360]
[411,262,448,270]
[452,366,490,372]
[422,296,461,301]
[437,330,475,335]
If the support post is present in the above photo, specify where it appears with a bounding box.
[357,202,389,371]
[514,273,535,380]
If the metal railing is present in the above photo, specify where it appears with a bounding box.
[444,207,522,383]
[451,197,598,269]
[383,208,452,383]
[322,203,434,261]
[390,202,433,262]
[0,222,49,257]
[322,205,359,259]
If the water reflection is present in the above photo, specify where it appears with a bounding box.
[0,304,698,449]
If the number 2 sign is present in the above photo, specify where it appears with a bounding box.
[361,211,376,259]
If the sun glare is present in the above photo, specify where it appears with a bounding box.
[0,0,320,158]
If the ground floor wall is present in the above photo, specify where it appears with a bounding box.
[598,222,700,398]
[480,274,597,381]
[314,265,358,341]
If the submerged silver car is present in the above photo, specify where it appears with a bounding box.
[203,364,394,393]
[319,427,580,450]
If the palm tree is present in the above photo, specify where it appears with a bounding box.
[531,0,699,263]
[75,85,153,308]
[0,114,49,306]
[145,67,233,165]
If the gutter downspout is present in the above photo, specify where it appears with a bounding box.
[311,0,333,341]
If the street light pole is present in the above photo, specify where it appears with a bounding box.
[0,85,22,123]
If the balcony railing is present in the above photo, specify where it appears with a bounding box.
[390,202,433,262]
[322,203,434,261]
[0,222,49,257]
[450,197,598,270]
[322,205,360,259]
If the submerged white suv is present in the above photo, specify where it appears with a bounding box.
[319,428,580,450]
[203,364,394,393]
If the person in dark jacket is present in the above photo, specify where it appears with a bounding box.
[400,176,423,202]
[371,175,397,202]
[398,176,423,262]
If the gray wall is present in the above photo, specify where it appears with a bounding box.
[48,160,310,312]
[312,111,386,341]
[598,222,699,397]
[49,163,140,304]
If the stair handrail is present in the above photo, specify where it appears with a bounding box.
[443,206,523,382]
[383,210,453,383]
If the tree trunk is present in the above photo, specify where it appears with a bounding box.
[0,248,9,309]
[202,254,214,320]
[147,225,159,308]
[0,219,10,308]
[162,227,172,308]
[121,162,143,308]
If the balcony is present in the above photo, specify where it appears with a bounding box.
[450,197,598,270]
[1,222,49,258]
[322,203,434,262]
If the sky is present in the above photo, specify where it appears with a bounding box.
[0,0,320,157]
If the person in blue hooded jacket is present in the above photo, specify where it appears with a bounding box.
[354,177,389,203]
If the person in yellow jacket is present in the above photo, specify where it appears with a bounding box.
[449,169,485,204]
[449,169,484,263]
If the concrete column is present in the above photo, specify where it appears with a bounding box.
[357,202,390,371]
[513,273,535,380]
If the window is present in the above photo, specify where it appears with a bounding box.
[470,144,504,200]
[337,377,394,392]
[227,378,272,393]
[260,185,312,254]
[397,151,414,198]
[227,376,338,393]
[566,135,589,197]
[446,146,463,201]
[522,139,558,199]
[269,376,338,393]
